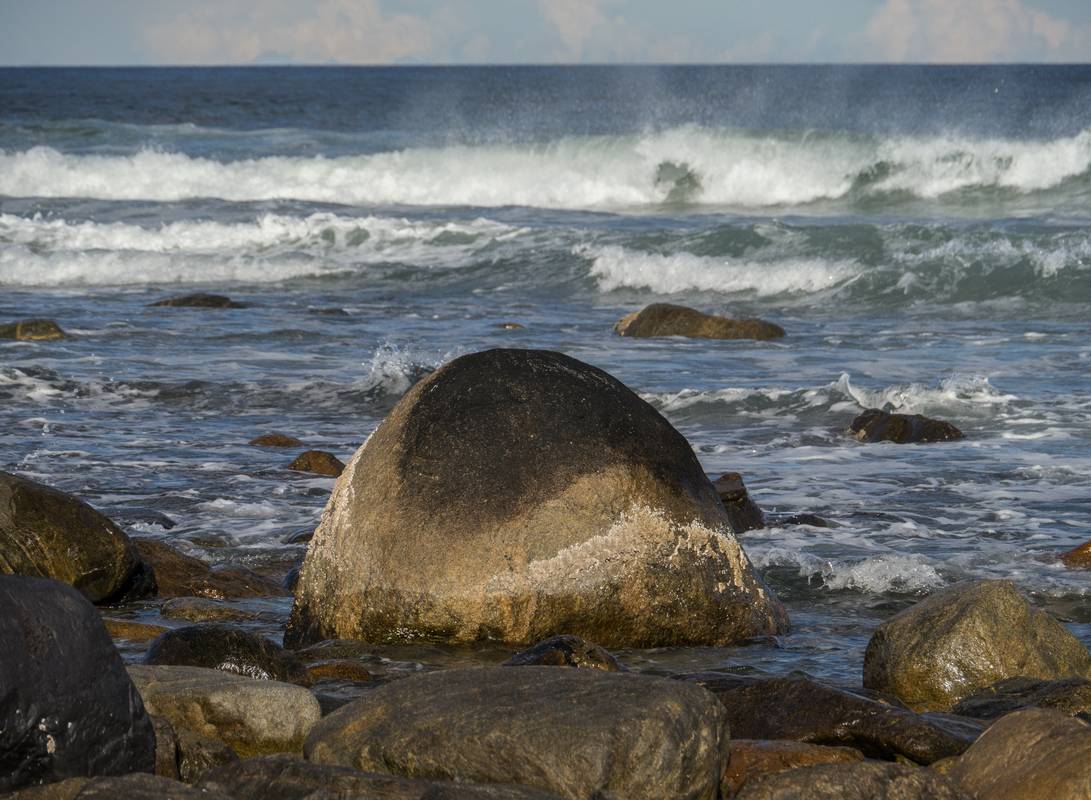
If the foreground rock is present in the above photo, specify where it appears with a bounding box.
[952,676,1091,720]
[133,539,288,599]
[615,303,785,340]
[306,666,726,800]
[287,348,787,648]
[145,624,309,684]
[199,755,562,799]
[721,740,863,797]
[148,293,248,309]
[287,449,345,477]
[128,664,321,757]
[0,318,66,341]
[0,576,155,792]
[0,471,148,603]
[6,773,231,799]
[864,579,1091,711]
[714,472,765,533]
[249,432,304,447]
[1060,539,1091,568]
[686,673,980,764]
[947,709,1091,800]
[735,761,969,800]
[503,634,622,670]
[849,408,964,443]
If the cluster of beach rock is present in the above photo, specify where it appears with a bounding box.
[2,300,1089,798]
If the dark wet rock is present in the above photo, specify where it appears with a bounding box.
[249,433,305,448]
[0,576,156,792]
[1061,539,1091,568]
[133,539,288,599]
[849,408,964,444]
[615,303,785,340]
[146,624,309,684]
[287,348,787,649]
[305,659,373,684]
[496,322,524,330]
[160,596,260,624]
[734,761,969,800]
[283,566,300,592]
[684,672,981,764]
[0,318,66,341]
[127,664,321,757]
[714,472,765,533]
[102,616,170,643]
[768,512,837,528]
[951,676,1091,720]
[287,450,344,477]
[305,666,727,800]
[503,634,623,671]
[863,579,1091,711]
[947,708,1091,800]
[6,773,232,799]
[175,729,238,784]
[107,507,177,530]
[0,471,147,603]
[148,293,248,309]
[150,715,180,779]
[308,307,351,317]
[198,754,564,800]
[722,740,864,797]
[282,528,313,544]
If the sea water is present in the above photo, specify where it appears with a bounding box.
[1,66,1088,680]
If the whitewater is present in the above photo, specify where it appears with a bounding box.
[1,65,1088,679]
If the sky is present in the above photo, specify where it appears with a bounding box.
[2,0,1091,65]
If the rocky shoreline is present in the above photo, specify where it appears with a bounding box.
[2,306,1089,799]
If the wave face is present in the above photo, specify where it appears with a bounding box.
[4,126,1091,211]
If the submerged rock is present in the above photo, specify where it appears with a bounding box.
[947,708,1091,800]
[615,303,785,340]
[0,576,156,792]
[714,472,765,533]
[951,676,1091,720]
[0,471,148,603]
[249,432,304,448]
[1060,539,1091,569]
[0,318,66,341]
[496,322,524,330]
[146,624,309,684]
[287,450,345,477]
[503,634,623,671]
[722,740,864,797]
[305,666,727,800]
[848,408,964,443]
[286,348,787,649]
[148,293,248,309]
[133,539,288,599]
[160,596,262,623]
[102,617,170,643]
[734,761,969,800]
[863,579,1091,711]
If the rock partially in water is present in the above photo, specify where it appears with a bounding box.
[133,539,288,599]
[503,634,623,671]
[287,348,787,649]
[176,729,238,785]
[734,761,969,800]
[148,293,248,309]
[288,450,345,477]
[496,322,524,330]
[198,754,564,800]
[305,666,727,800]
[947,708,1091,800]
[615,304,785,340]
[249,433,305,448]
[161,597,261,624]
[6,773,232,799]
[863,579,1091,711]
[146,624,309,684]
[952,676,1091,720]
[1060,539,1091,569]
[848,408,964,444]
[127,664,321,757]
[714,472,765,534]
[0,471,148,603]
[102,616,170,643]
[721,740,864,797]
[305,659,374,684]
[685,673,980,764]
[767,512,837,528]
[0,318,66,341]
[0,576,156,792]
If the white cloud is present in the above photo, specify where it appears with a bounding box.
[865,0,1091,62]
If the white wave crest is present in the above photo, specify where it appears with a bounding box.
[834,373,1017,416]
[759,548,945,594]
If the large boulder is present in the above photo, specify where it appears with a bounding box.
[305,666,727,800]
[734,761,969,800]
[145,624,309,684]
[0,472,146,603]
[614,304,785,340]
[0,319,66,341]
[946,709,1091,800]
[952,676,1091,720]
[286,348,786,648]
[863,579,1091,711]
[0,576,156,792]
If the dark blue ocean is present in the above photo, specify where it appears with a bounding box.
[1,66,1088,677]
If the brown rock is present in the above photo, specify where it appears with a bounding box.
[133,539,288,599]
[148,293,248,309]
[503,634,623,671]
[0,319,66,341]
[1061,540,1091,569]
[734,761,969,800]
[947,709,1091,800]
[722,740,863,797]
[286,349,787,649]
[160,596,261,623]
[615,304,785,340]
[249,433,305,448]
[952,676,1091,720]
[102,617,170,643]
[863,579,1091,711]
[714,472,765,534]
[288,450,345,477]
[849,408,964,444]
[5,773,232,799]
[176,729,238,784]
[150,715,180,779]
[305,659,374,683]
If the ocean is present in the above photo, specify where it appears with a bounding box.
[1,65,1088,679]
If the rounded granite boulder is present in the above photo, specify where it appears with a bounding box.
[285,348,787,648]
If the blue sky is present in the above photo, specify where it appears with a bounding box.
[2,0,1091,65]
